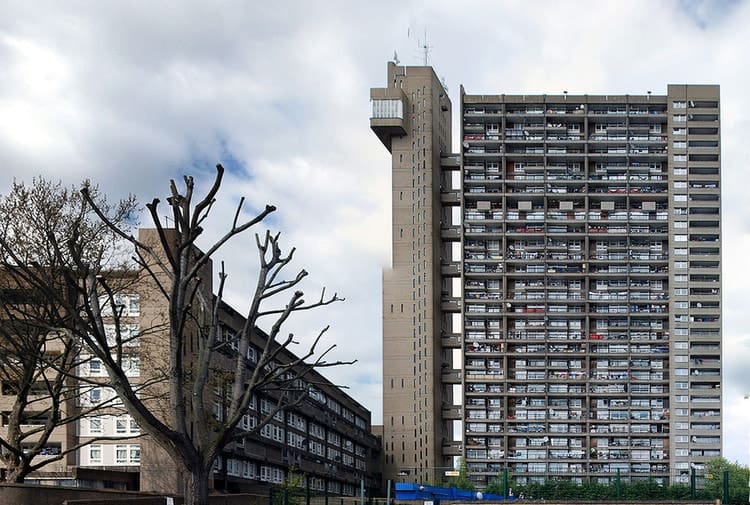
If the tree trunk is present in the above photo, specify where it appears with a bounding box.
[5,461,28,483]
[184,465,211,505]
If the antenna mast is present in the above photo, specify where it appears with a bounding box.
[417,28,432,66]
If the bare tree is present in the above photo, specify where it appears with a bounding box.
[0,166,350,505]
[0,179,140,481]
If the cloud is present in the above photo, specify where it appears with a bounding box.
[2,0,750,464]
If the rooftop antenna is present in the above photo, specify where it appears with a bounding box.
[417,27,433,66]
[392,51,400,65]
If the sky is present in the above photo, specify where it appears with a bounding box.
[1,0,749,465]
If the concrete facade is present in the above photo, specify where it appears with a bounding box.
[372,62,721,487]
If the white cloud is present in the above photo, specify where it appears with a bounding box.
[1,0,749,464]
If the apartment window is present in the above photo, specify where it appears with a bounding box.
[89,418,103,434]
[676,396,688,404]
[675,342,688,350]
[675,221,687,228]
[116,416,139,435]
[674,168,687,176]
[673,141,687,149]
[246,346,257,363]
[673,101,687,109]
[89,444,102,464]
[675,195,687,202]
[674,181,687,189]
[675,235,687,242]
[674,114,687,122]
[674,154,687,162]
[675,435,689,442]
[675,368,689,376]
[310,423,325,440]
[675,288,688,296]
[101,293,140,317]
[676,449,689,456]
[89,388,102,403]
[676,408,689,416]
[675,248,688,255]
[241,414,255,431]
[674,355,688,362]
[674,328,689,336]
[104,324,140,347]
[88,359,104,377]
[674,274,688,282]
[124,356,140,377]
[676,381,689,389]
[675,261,688,269]
[260,398,272,415]
[673,127,686,135]
[115,444,141,464]
[675,301,688,309]
[372,99,403,119]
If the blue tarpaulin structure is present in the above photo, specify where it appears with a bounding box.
[394,483,515,501]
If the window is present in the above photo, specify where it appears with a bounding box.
[116,416,139,435]
[675,342,688,350]
[89,418,103,434]
[246,346,257,363]
[675,368,688,375]
[676,382,688,389]
[675,195,687,202]
[673,101,687,109]
[673,154,687,162]
[673,141,687,149]
[241,414,256,430]
[260,398,272,415]
[675,221,687,228]
[89,444,102,464]
[372,99,403,119]
[101,293,140,317]
[123,356,140,377]
[88,359,104,377]
[674,274,688,282]
[104,324,140,347]
[674,168,687,176]
[675,396,688,403]
[673,114,686,122]
[675,261,688,269]
[310,423,325,440]
[89,388,102,404]
[674,248,688,256]
[115,444,140,464]
[673,127,686,135]
[674,288,688,296]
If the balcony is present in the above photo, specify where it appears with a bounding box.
[369,88,407,152]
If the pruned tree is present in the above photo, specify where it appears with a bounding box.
[0,179,140,481]
[0,165,351,505]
